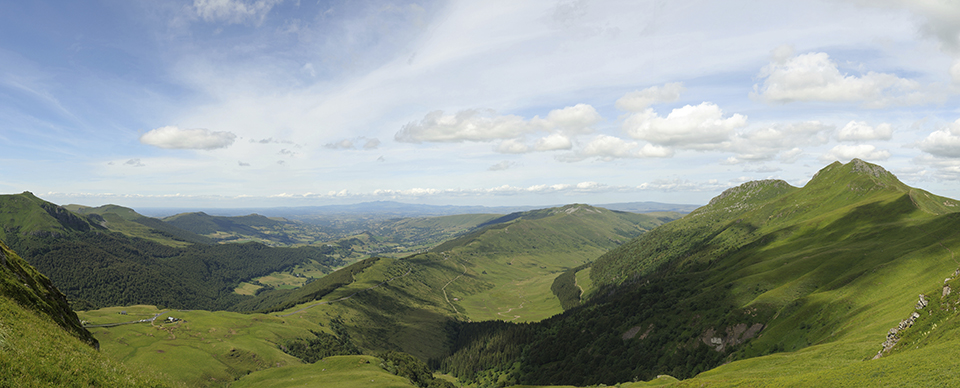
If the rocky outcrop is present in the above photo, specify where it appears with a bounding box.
[873,294,928,359]
[700,323,764,352]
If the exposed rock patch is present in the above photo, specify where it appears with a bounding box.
[700,323,764,352]
[874,294,928,359]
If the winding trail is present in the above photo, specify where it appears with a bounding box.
[441,255,468,315]
[277,263,413,317]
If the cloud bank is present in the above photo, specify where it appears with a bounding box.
[140,126,237,150]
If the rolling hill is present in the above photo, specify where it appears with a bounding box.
[436,159,960,386]
[0,192,343,310]
[0,238,171,387]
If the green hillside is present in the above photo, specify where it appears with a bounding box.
[0,193,343,310]
[431,204,672,322]
[163,212,298,244]
[0,239,171,387]
[437,159,960,386]
[66,204,214,246]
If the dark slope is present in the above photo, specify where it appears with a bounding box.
[67,204,214,245]
[438,159,960,385]
[163,211,297,244]
[0,238,171,387]
[0,239,96,347]
[0,193,342,310]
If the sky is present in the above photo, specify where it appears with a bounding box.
[3,0,960,209]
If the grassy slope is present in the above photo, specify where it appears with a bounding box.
[0,238,171,387]
[79,256,462,386]
[572,159,960,385]
[79,204,668,386]
[0,295,172,388]
[80,305,315,387]
[232,355,416,388]
[436,204,671,322]
[0,192,100,242]
[65,204,213,246]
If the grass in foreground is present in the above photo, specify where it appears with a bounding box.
[0,295,172,388]
[232,355,416,388]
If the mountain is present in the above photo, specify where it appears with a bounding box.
[0,192,343,310]
[0,238,169,387]
[162,211,299,244]
[437,159,960,386]
[136,200,699,219]
[243,204,674,323]
[65,203,214,246]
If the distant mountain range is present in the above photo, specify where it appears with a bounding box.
[135,200,702,218]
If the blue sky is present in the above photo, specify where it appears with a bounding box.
[3,0,960,209]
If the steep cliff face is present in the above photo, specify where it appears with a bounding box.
[0,239,97,348]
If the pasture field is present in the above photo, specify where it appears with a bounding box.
[232,355,416,388]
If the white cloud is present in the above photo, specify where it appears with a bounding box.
[193,0,282,25]
[726,121,832,162]
[781,147,804,163]
[399,104,602,155]
[821,144,891,162]
[753,50,934,108]
[124,158,145,167]
[575,181,603,191]
[140,126,237,150]
[395,109,533,143]
[914,155,960,181]
[324,139,354,150]
[496,139,530,154]
[324,137,380,150]
[558,134,673,162]
[623,102,746,149]
[615,82,685,112]
[838,120,893,141]
[488,161,518,171]
[537,103,601,134]
[534,133,573,151]
[918,119,960,158]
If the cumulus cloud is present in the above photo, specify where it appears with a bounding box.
[918,119,960,158]
[396,109,533,143]
[124,158,145,167]
[558,135,673,162]
[496,139,530,154]
[323,137,380,150]
[324,139,355,149]
[140,126,237,150]
[821,144,891,162]
[534,133,573,151]
[615,82,685,112]
[252,137,293,144]
[726,121,833,162]
[193,0,282,25]
[535,103,602,133]
[623,102,746,149]
[398,105,601,154]
[913,155,960,181]
[753,47,934,108]
[488,161,518,171]
[838,120,893,141]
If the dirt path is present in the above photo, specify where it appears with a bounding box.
[575,276,585,304]
[441,255,468,316]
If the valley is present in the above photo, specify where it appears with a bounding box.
[4,160,960,387]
